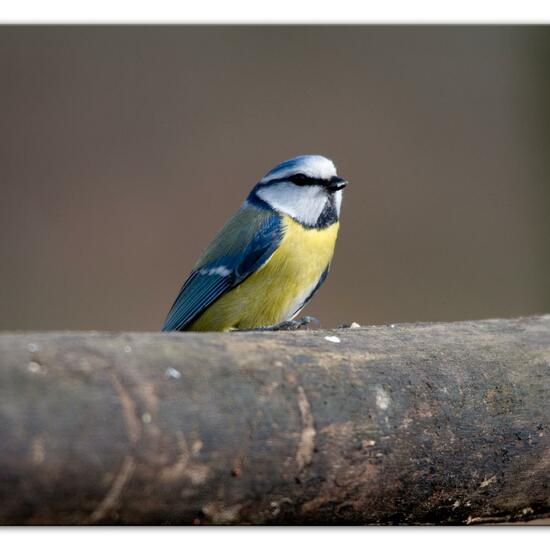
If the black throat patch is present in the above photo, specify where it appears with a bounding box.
[310,195,339,229]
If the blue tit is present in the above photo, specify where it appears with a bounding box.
[162,154,347,332]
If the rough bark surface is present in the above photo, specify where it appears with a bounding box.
[0,316,549,525]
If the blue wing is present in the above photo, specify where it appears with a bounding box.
[162,209,283,331]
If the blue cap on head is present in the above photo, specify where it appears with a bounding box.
[260,155,337,184]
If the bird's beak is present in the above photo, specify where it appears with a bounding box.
[327,176,348,192]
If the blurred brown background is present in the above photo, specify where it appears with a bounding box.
[1,26,549,331]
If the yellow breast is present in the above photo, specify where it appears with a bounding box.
[189,216,339,331]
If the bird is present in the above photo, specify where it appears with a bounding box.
[162,154,347,332]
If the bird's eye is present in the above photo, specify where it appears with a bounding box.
[289,173,309,185]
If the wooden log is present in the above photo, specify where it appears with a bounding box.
[0,316,549,525]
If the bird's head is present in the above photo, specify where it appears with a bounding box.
[248,155,347,228]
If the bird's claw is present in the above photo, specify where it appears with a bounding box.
[240,316,321,332]
[293,316,321,330]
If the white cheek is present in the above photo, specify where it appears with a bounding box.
[257,183,327,226]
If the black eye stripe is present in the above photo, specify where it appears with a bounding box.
[259,174,329,187]
[289,173,317,186]
[273,174,324,186]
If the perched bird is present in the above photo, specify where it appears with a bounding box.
[162,155,347,332]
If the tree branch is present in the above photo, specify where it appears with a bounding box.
[1,315,549,525]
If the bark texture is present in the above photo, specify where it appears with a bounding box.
[0,316,549,525]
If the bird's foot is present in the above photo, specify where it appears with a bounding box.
[240,316,321,332]
[271,316,320,331]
